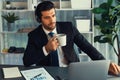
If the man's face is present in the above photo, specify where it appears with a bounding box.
[41,8,56,31]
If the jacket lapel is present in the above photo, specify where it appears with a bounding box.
[36,25,48,46]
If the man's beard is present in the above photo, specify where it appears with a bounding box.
[44,22,56,31]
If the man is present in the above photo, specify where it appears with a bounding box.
[23,1,120,75]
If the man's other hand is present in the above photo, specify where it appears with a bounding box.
[109,62,120,76]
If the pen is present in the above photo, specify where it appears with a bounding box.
[34,73,42,78]
[31,73,42,80]
[56,76,62,80]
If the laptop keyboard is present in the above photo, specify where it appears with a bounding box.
[107,74,120,78]
[107,75,116,78]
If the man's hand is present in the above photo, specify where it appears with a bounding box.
[109,62,120,76]
[45,36,59,53]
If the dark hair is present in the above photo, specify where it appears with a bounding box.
[35,1,55,23]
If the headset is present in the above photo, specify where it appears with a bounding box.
[34,1,55,23]
[35,6,41,23]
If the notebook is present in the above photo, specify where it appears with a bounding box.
[68,60,110,80]
[2,67,22,78]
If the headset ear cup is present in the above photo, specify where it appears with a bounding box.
[35,15,41,23]
[35,7,41,23]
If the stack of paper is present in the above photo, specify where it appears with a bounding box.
[2,67,22,78]
[21,67,55,80]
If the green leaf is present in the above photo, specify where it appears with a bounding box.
[99,37,111,43]
[94,35,104,42]
[94,17,101,25]
[107,0,113,6]
[116,10,120,16]
[99,3,110,11]
[92,8,106,14]
[100,28,113,34]
[94,34,113,43]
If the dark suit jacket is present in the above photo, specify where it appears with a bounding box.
[23,22,105,66]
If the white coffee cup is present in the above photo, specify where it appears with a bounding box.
[56,34,66,46]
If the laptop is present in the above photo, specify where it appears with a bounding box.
[68,60,110,80]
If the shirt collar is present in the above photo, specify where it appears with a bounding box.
[42,25,57,35]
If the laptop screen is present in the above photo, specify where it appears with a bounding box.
[68,60,110,80]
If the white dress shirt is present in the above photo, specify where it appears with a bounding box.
[42,26,68,67]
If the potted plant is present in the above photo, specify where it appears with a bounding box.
[92,0,120,64]
[6,1,11,9]
[1,12,19,31]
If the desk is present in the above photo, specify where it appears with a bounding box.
[0,65,120,80]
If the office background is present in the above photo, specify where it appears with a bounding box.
[0,0,120,65]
